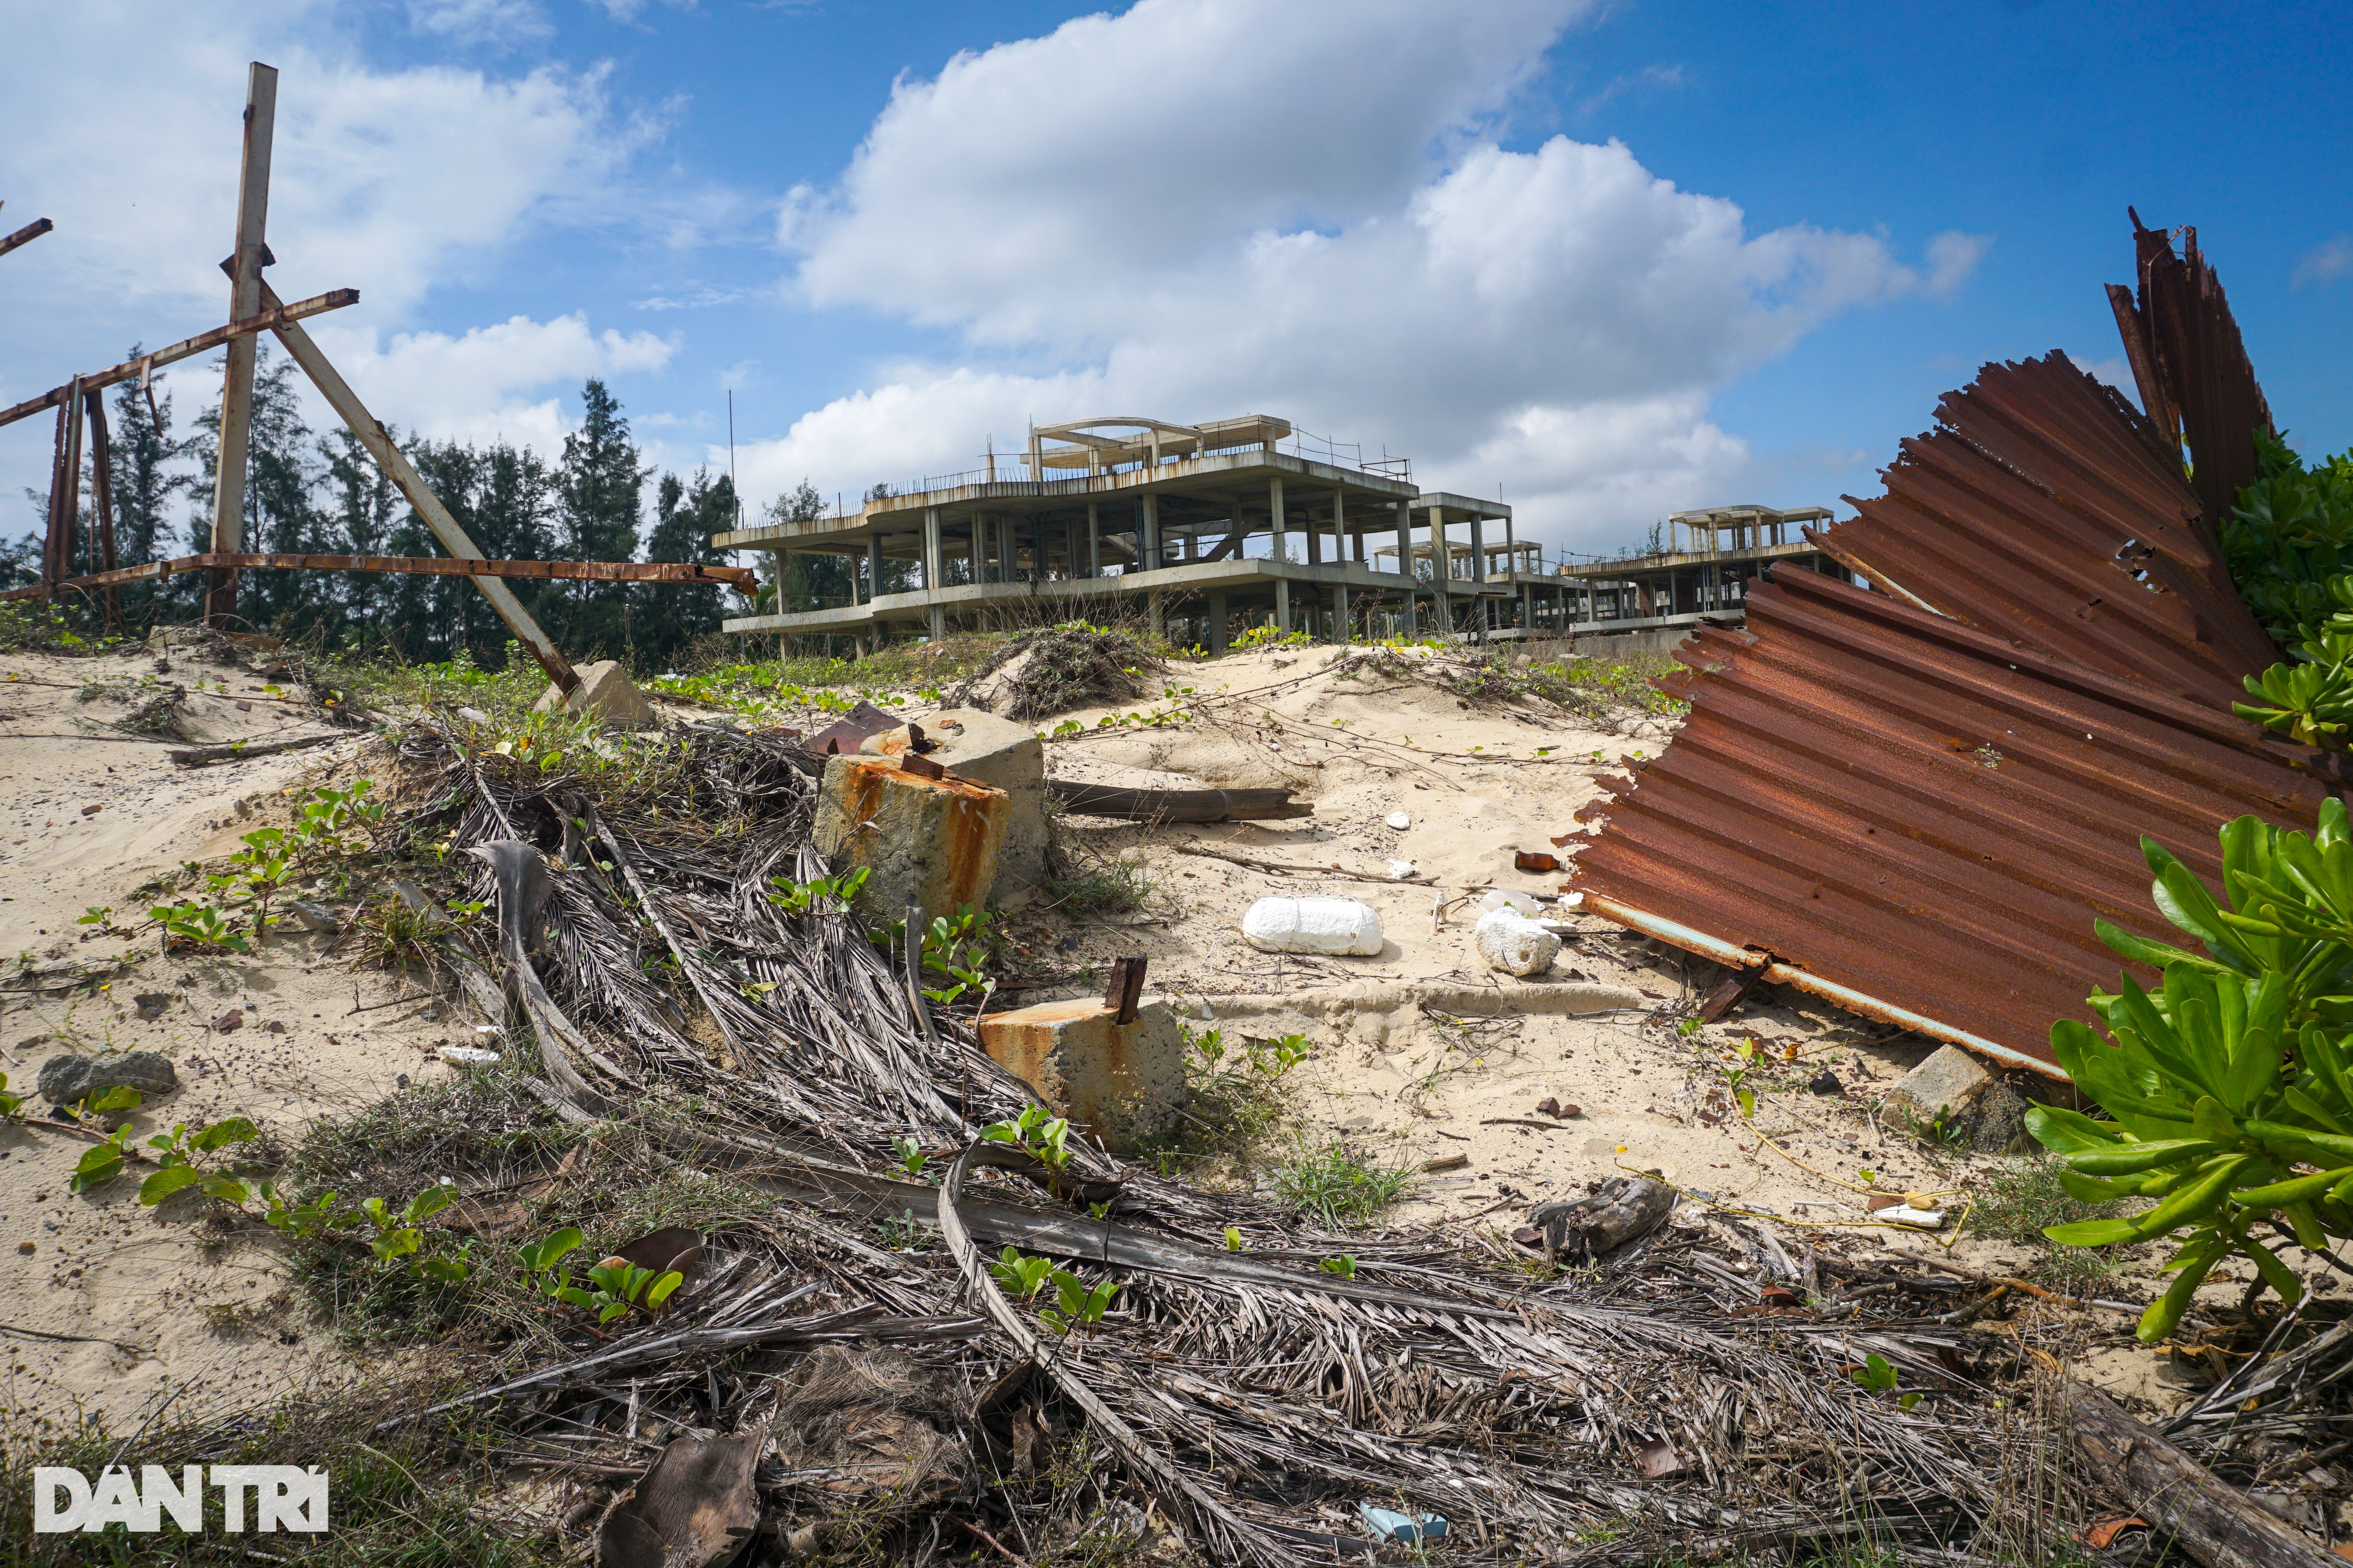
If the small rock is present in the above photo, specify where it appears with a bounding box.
[1385,812,1411,830]
[134,993,172,1021]
[395,1073,410,1090]
[1809,1069,1842,1095]
[264,1020,286,1034]
[286,900,340,933]
[455,706,493,726]
[212,1009,243,1033]
[79,804,100,817]
[16,1242,32,1256]
[1877,1045,1992,1136]
[1535,1096,1562,1118]
[36,1051,180,1106]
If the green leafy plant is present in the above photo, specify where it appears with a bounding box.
[0,1072,26,1124]
[891,1134,929,1179]
[1318,1254,1358,1279]
[1223,1226,1243,1252]
[2030,799,2353,1340]
[150,900,250,953]
[983,1104,1072,1175]
[916,904,995,1005]
[1254,1033,1313,1078]
[767,867,871,918]
[67,1087,147,1193]
[989,1245,1055,1301]
[1851,1352,1922,1411]
[1039,1267,1118,1334]
[137,1116,263,1206]
[1232,623,1311,651]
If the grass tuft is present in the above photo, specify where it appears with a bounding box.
[1268,1139,1415,1228]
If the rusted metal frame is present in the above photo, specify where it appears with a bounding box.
[256,282,579,695]
[42,394,73,587]
[82,388,119,628]
[1822,478,2221,690]
[1945,361,2201,534]
[0,289,360,433]
[0,216,53,260]
[1,553,755,603]
[207,62,279,630]
[52,379,86,587]
[2132,214,2273,536]
[1582,893,2054,1077]
[2103,283,2184,470]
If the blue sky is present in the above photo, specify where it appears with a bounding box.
[4,0,2349,559]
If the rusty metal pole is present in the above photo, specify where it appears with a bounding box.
[207,62,278,630]
[42,392,74,589]
[83,389,119,629]
[257,283,579,695]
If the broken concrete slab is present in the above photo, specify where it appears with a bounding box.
[918,708,1045,904]
[978,994,1182,1153]
[1878,1044,1995,1136]
[533,658,656,729]
[813,753,1009,928]
[1474,906,1560,977]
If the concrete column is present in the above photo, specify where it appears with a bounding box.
[1086,501,1100,577]
[1428,504,1452,639]
[1269,477,1287,564]
[1206,590,1227,655]
[967,514,983,583]
[866,535,882,603]
[1522,582,1535,632]
[1275,576,1290,634]
[1334,583,1350,644]
[1141,494,1160,569]
[922,507,942,588]
[1332,487,1346,567]
[1393,501,1416,638]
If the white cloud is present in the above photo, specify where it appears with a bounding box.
[2295,236,2353,290]
[306,313,675,452]
[407,0,552,45]
[765,0,1988,547]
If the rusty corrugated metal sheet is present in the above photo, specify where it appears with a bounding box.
[1572,569,2329,1073]
[1814,352,2277,706]
[1569,220,2325,1075]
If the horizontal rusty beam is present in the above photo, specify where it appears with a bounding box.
[0,289,359,432]
[0,217,54,261]
[4,551,756,602]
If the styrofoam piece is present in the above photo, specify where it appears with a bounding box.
[1240,897,1384,956]
[1385,812,1411,829]
[1479,889,1542,918]
[1475,906,1560,977]
[1386,860,1418,879]
[438,1046,501,1065]
[1879,1205,1947,1229]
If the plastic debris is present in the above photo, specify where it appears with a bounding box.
[439,1045,501,1065]
[1386,859,1418,879]
[1878,1205,1948,1229]
[1358,1503,1446,1545]
[1241,897,1383,956]
[1479,888,1542,918]
[1475,906,1560,977]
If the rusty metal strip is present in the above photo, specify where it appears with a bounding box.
[2,551,755,602]
[0,216,53,261]
[1570,221,2314,1075]
[0,288,360,432]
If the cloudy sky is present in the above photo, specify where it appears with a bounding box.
[3,0,2349,560]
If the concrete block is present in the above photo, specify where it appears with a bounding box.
[920,709,1046,903]
[534,659,656,729]
[1474,906,1559,977]
[1878,1044,1994,1135]
[978,996,1182,1153]
[813,754,1008,927]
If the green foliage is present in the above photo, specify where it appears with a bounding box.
[515,1223,681,1322]
[1043,857,1156,915]
[150,900,250,952]
[1039,1267,1118,1335]
[983,1104,1072,1174]
[2032,799,2353,1340]
[1318,1254,1358,1279]
[1232,623,1312,651]
[2223,431,2353,651]
[67,1087,149,1193]
[767,866,870,917]
[990,1245,1056,1300]
[891,1135,928,1179]
[137,1115,263,1206]
[1270,1140,1414,1228]
[912,903,995,1005]
[1851,1352,1922,1411]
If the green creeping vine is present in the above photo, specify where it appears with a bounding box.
[2031,798,2353,1341]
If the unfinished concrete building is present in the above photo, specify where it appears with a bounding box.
[714,416,1528,652]
[1554,504,1847,650]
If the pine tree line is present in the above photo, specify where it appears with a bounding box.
[9,349,751,672]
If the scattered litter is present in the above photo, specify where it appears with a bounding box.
[455,706,493,726]
[1358,1503,1446,1545]
[437,1045,500,1065]
[1386,859,1418,879]
[1240,896,1383,956]
[1422,1153,1470,1173]
[1475,905,1560,977]
[1385,811,1411,829]
[1636,1438,1688,1478]
[1513,850,1560,873]
[1810,1068,1843,1095]
[1478,889,1542,917]
[211,1009,243,1033]
[1877,1206,1948,1229]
